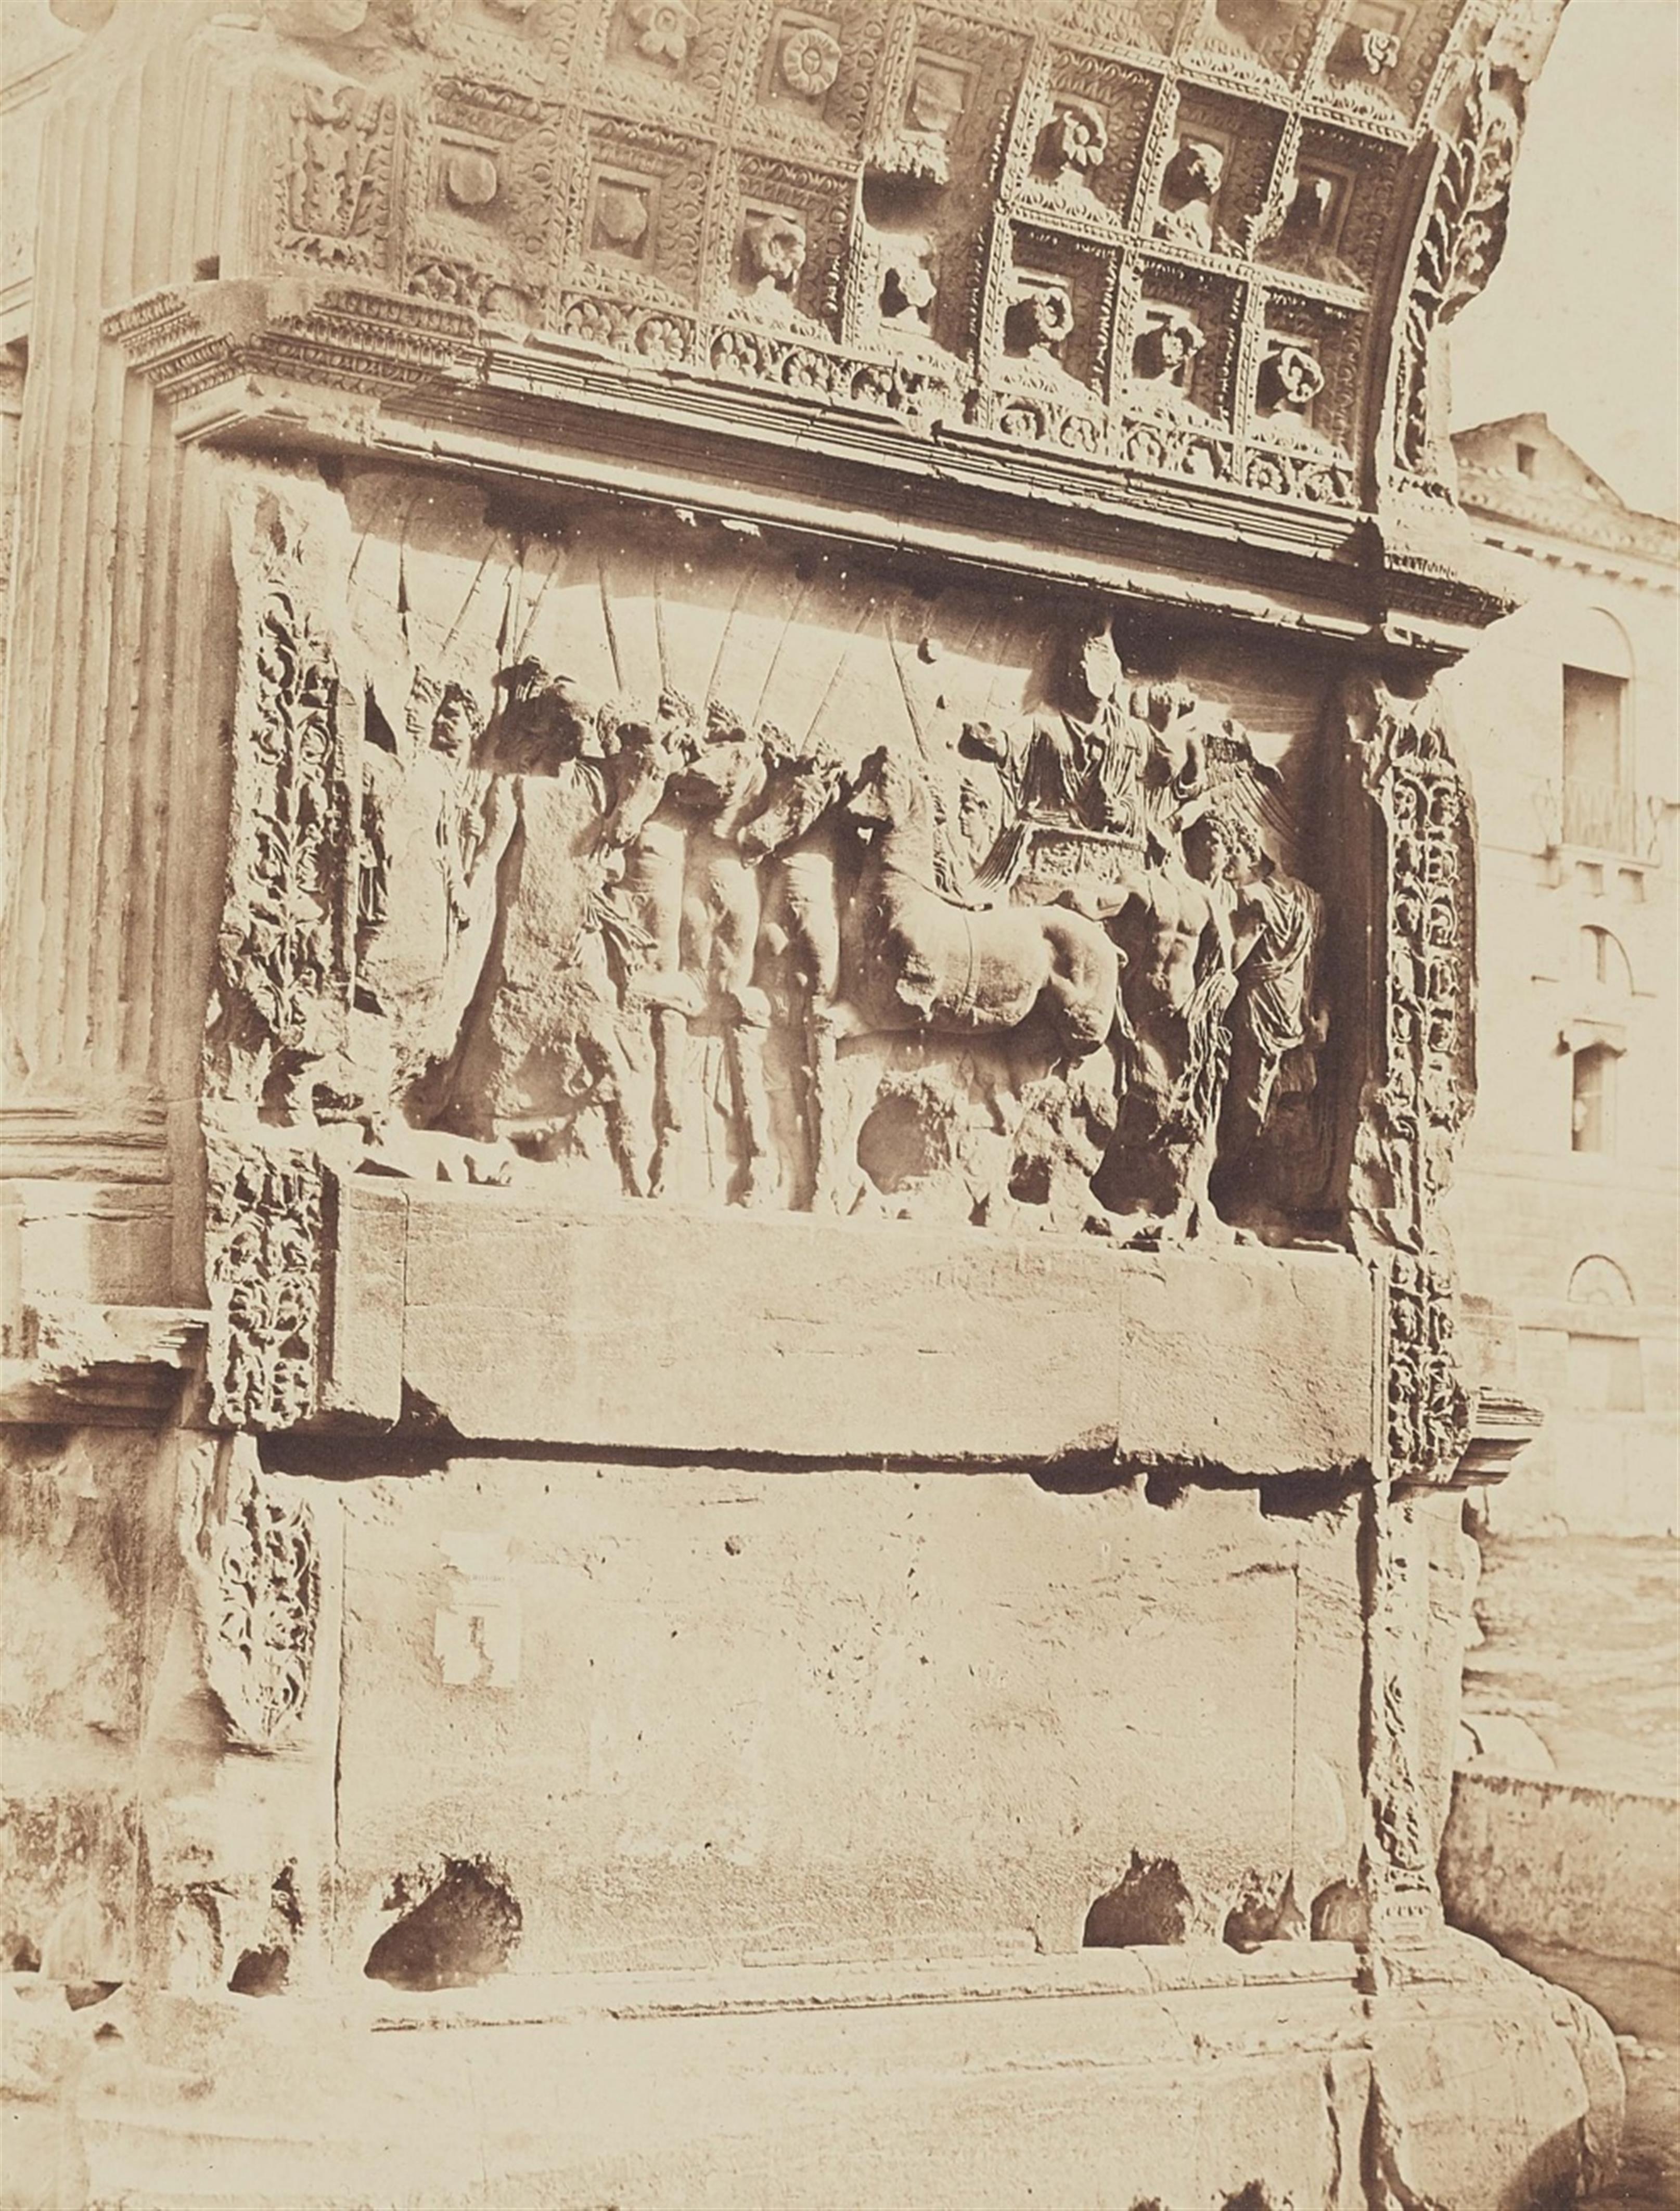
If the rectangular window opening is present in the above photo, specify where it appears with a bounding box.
[1563,665,1626,788]
[1567,1332,1645,1415]
[1571,1044,1614,1154]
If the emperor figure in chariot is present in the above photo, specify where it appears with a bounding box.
[959,618,1151,904]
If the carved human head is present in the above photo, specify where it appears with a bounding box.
[599,697,663,755]
[1133,310,1205,383]
[1070,620,1123,708]
[1162,138,1224,208]
[1183,794,1263,882]
[655,689,700,757]
[494,662,598,762]
[704,699,753,748]
[429,682,484,759]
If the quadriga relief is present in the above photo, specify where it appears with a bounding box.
[212,471,1332,1243]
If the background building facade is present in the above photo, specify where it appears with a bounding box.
[1444,414,1679,1536]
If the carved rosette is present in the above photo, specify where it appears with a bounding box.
[182,1434,320,1750]
[204,1142,325,1432]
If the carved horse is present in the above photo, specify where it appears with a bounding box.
[838,744,1120,1057]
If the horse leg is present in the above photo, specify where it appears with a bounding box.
[809,997,876,1214]
[1039,918,1121,1060]
[725,989,777,1207]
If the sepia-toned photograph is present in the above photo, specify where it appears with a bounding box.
[1,0,1674,2203]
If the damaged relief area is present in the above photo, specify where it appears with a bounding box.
[1085,1856,1366,1949]
[363,1859,522,1993]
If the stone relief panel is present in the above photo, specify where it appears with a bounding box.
[276,72,404,276]
[204,468,1345,1261]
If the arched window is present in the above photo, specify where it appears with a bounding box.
[1565,1253,1643,1413]
[1579,925,1634,994]
[1568,1255,1635,1306]
[1571,1042,1616,1153]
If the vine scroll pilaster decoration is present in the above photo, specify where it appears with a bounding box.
[1343,671,1476,1484]
[211,483,358,1123]
[1392,60,1526,486]
[181,1433,320,1752]
[1342,670,1479,1944]
[204,1141,326,1433]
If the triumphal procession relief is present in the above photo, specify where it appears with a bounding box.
[0,0,1629,2205]
[219,485,1330,1249]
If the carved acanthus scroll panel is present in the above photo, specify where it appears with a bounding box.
[200,464,1346,1367]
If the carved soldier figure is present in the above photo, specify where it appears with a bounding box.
[1131,680,1213,857]
[672,699,787,1204]
[357,678,509,1113]
[443,665,673,1194]
[1219,815,1327,1154]
[1080,806,1244,1240]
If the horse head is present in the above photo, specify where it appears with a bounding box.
[838,743,909,829]
[737,735,849,860]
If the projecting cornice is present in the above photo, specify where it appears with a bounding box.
[66,0,1562,651]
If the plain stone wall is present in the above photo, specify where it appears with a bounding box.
[1442,1768,1680,1969]
[332,1458,1367,1978]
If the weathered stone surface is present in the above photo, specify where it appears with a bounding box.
[46,1952,1614,2211]
[330,1460,1365,1974]
[0,0,1619,2201]
[1443,1771,1680,1973]
[342,1189,1378,1467]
